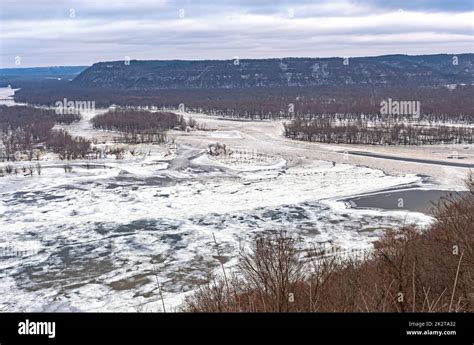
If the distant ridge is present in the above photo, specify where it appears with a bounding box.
[0,66,88,77]
[72,54,474,90]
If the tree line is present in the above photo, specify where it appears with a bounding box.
[0,105,88,161]
[91,109,192,144]
[13,83,474,123]
[283,117,473,145]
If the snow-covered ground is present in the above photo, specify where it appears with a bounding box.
[0,86,26,106]
[0,88,471,312]
[0,147,432,312]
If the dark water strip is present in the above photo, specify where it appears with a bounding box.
[344,189,467,214]
[345,151,474,168]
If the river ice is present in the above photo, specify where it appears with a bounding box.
[0,145,432,312]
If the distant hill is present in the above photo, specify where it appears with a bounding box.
[0,66,89,88]
[71,54,473,90]
[0,66,88,77]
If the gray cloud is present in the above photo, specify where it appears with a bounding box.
[0,0,473,67]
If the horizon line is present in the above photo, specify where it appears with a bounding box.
[1,52,472,70]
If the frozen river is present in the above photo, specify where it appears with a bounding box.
[0,87,467,312]
[0,146,432,312]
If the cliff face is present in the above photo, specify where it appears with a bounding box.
[72,54,474,90]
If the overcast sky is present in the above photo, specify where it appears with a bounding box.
[0,0,473,68]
